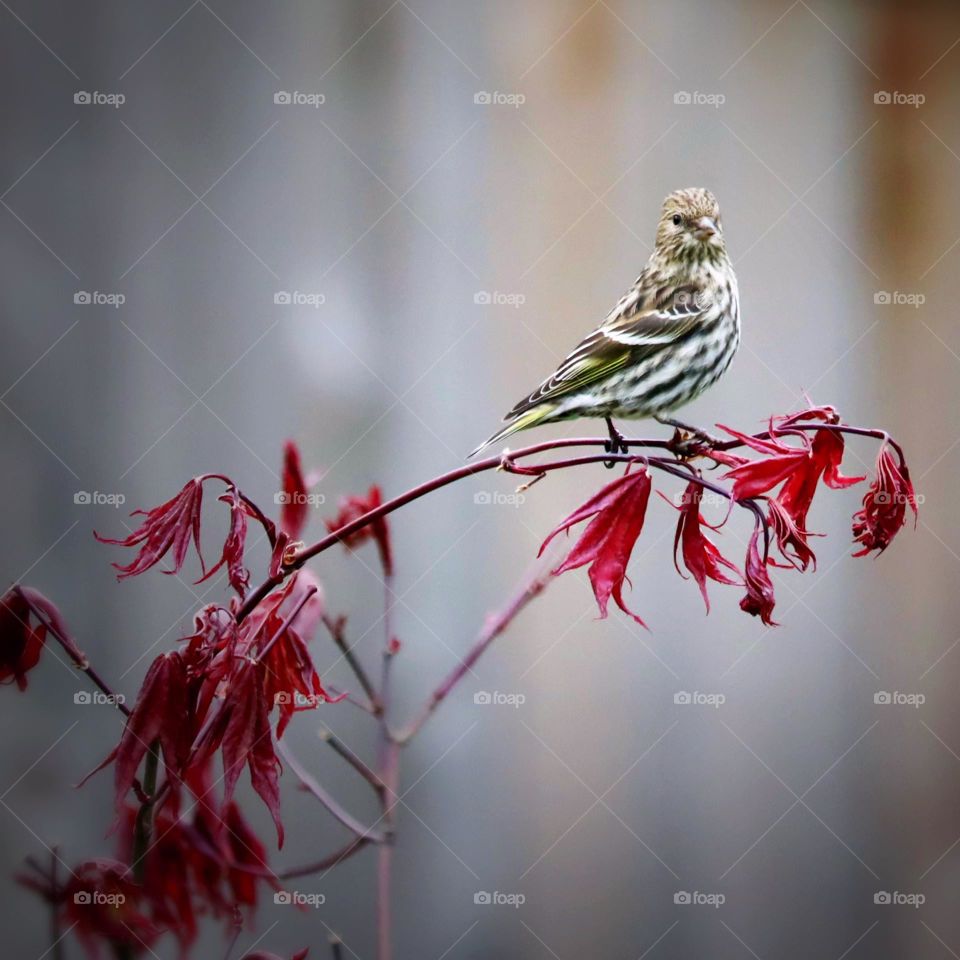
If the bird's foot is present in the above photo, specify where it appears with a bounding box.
[603,417,629,468]
[665,427,721,460]
[656,415,721,457]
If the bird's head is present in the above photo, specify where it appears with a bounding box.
[654,188,726,265]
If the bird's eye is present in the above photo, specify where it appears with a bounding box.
[671,214,682,226]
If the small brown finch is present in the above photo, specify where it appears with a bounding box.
[470,187,740,457]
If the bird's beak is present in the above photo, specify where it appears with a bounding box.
[693,217,718,240]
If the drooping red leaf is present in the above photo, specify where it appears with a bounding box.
[0,589,47,690]
[540,468,653,627]
[777,429,864,535]
[853,442,918,556]
[197,484,250,597]
[97,478,205,579]
[719,427,812,501]
[326,485,393,576]
[766,497,818,571]
[217,660,284,847]
[280,441,309,539]
[108,652,192,814]
[669,482,742,612]
[739,527,777,625]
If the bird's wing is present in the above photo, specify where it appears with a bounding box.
[503,282,707,420]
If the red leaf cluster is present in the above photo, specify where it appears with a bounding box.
[99,576,335,851]
[326,485,393,576]
[719,423,862,571]
[62,859,160,959]
[540,468,653,627]
[124,796,274,952]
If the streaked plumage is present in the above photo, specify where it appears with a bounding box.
[470,188,740,458]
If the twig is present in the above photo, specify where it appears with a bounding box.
[319,729,383,794]
[14,586,131,717]
[398,566,553,744]
[276,739,386,843]
[322,615,381,714]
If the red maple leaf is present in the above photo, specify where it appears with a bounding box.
[326,485,393,576]
[97,478,205,579]
[0,589,47,690]
[280,441,309,539]
[668,482,742,612]
[853,442,918,556]
[740,527,777,625]
[540,467,653,627]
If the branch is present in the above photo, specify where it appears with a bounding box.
[321,615,381,715]
[14,586,131,717]
[319,729,383,795]
[397,565,554,744]
[235,425,822,623]
[276,738,386,843]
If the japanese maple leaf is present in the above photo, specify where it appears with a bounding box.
[668,482,741,612]
[777,429,863,529]
[97,478,205,579]
[326,485,393,576]
[718,427,813,501]
[104,651,193,815]
[853,442,918,556]
[204,659,284,846]
[0,589,46,690]
[198,484,251,597]
[97,476,256,596]
[740,527,777,625]
[280,441,309,539]
[540,467,653,627]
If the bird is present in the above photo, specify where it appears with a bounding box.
[469,187,740,460]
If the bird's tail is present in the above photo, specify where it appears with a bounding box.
[467,405,554,460]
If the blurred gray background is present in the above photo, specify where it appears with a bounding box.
[2,1,960,957]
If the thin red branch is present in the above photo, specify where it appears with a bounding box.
[276,738,386,843]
